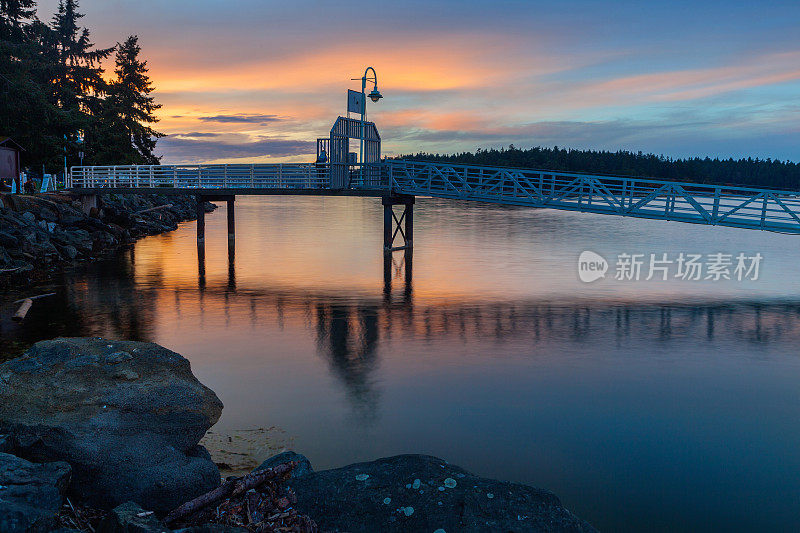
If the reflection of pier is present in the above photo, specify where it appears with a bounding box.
[383,249,412,303]
[154,254,800,349]
[65,245,800,350]
[39,250,800,417]
[167,270,800,414]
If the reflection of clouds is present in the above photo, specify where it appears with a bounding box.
[7,249,800,411]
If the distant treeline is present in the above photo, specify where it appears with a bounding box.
[400,146,800,189]
[1,0,162,175]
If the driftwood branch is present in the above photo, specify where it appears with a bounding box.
[11,293,56,322]
[12,299,32,322]
[163,477,237,525]
[164,462,296,526]
[232,461,295,498]
[13,292,56,304]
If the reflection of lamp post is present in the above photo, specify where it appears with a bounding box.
[352,67,382,185]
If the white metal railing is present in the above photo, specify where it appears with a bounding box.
[388,160,800,234]
[69,159,800,234]
[69,163,336,190]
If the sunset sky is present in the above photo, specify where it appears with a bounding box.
[38,0,800,164]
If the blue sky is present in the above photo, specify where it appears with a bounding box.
[37,0,800,162]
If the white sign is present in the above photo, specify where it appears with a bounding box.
[347,89,364,115]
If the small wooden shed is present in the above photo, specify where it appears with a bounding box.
[0,137,23,186]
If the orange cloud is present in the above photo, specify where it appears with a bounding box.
[147,34,566,94]
[576,51,800,105]
[380,109,493,132]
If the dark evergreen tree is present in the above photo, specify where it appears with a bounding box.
[0,0,70,171]
[1,0,164,173]
[0,0,36,40]
[50,0,113,166]
[91,35,163,165]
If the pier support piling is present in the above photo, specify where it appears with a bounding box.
[196,195,206,246]
[79,194,97,215]
[382,195,415,253]
[226,197,236,245]
[196,195,206,289]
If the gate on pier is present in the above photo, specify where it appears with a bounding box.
[329,117,381,189]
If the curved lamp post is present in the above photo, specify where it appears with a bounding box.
[352,67,383,185]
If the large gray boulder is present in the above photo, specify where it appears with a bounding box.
[289,454,596,532]
[0,338,224,513]
[0,452,72,532]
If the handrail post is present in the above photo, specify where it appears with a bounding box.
[712,187,720,223]
[250,164,254,187]
[629,182,636,208]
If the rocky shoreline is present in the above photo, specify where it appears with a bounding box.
[0,338,598,532]
[0,192,215,288]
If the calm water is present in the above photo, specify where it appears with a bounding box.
[3,196,800,531]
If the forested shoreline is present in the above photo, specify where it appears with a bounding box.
[0,0,161,176]
[401,146,800,189]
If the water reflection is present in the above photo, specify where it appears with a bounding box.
[196,236,237,291]
[5,245,800,408]
[315,303,381,421]
[4,196,800,531]
[383,249,412,303]
[8,247,799,401]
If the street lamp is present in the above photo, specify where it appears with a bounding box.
[352,67,383,185]
[368,87,383,103]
